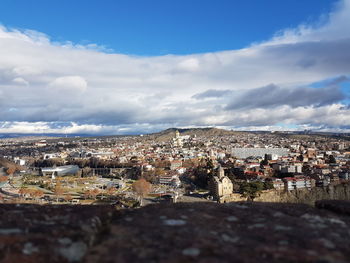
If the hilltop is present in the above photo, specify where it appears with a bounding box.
[147,127,241,142]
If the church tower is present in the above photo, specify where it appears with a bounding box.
[217,165,225,179]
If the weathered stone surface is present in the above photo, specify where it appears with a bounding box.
[2,201,350,262]
[0,204,114,263]
[87,202,350,263]
[316,200,350,215]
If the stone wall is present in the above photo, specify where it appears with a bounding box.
[219,193,245,203]
[4,201,350,262]
[255,183,350,205]
[218,183,350,205]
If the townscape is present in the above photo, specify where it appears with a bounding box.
[0,128,349,207]
[2,1,350,261]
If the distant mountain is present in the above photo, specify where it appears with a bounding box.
[0,133,94,139]
[1,129,347,141]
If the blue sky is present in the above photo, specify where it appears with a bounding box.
[0,0,337,55]
[0,0,349,134]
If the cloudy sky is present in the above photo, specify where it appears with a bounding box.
[0,0,349,134]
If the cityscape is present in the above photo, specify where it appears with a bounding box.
[1,129,350,206]
[1,0,350,262]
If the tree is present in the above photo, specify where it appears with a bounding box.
[263,181,274,190]
[191,158,216,189]
[82,167,92,177]
[54,181,64,202]
[132,178,151,206]
[183,159,199,168]
[154,168,165,176]
[33,189,44,203]
[89,157,100,168]
[6,165,16,175]
[19,187,28,197]
[0,175,8,183]
[84,188,100,200]
[18,186,28,199]
[25,189,35,200]
[84,190,92,200]
[260,159,268,167]
[239,181,264,201]
[106,187,116,199]
[142,171,158,184]
[64,194,73,203]
[328,155,336,164]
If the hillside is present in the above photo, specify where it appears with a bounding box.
[147,127,241,142]
[0,158,22,172]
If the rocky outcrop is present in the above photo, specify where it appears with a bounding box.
[2,201,350,262]
[0,204,115,263]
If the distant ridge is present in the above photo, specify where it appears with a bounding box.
[146,128,350,142]
[1,129,348,141]
[0,133,93,139]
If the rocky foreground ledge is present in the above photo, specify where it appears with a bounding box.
[1,201,350,263]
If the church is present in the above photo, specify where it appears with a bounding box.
[209,165,233,202]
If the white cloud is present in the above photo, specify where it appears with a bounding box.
[12,77,28,86]
[176,58,200,72]
[0,0,350,134]
[48,76,87,92]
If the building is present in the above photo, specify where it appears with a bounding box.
[272,163,302,174]
[209,166,233,201]
[159,174,181,187]
[173,130,183,147]
[172,130,191,148]
[283,176,314,191]
[170,160,182,170]
[339,171,350,180]
[13,157,26,166]
[265,154,279,161]
[87,151,115,160]
[232,148,289,159]
[307,148,316,159]
[271,178,285,191]
[43,153,59,160]
[280,165,302,174]
[35,140,47,147]
[41,165,80,178]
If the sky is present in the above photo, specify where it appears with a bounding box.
[0,0,349,134]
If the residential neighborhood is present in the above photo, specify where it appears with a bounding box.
[0,128,349,206]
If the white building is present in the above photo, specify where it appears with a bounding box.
[43,153,59,160]
[283,176,314,191]
[159,174,180,187]
[232,148,289,159]
[280,165,302,174]
[14,157,26,166]
[41,165,80,178]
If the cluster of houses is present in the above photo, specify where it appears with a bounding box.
[1,129,349,204]
[209,141,350,202]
